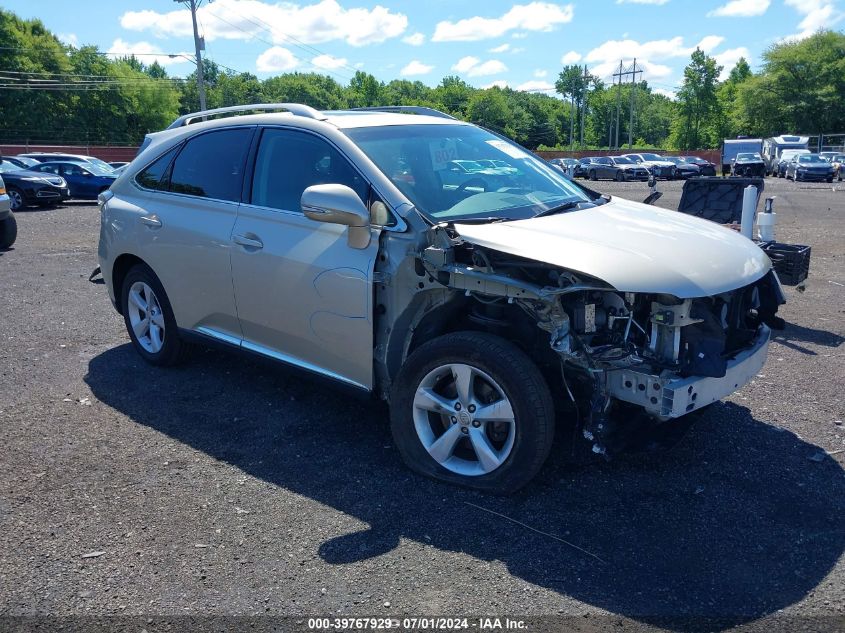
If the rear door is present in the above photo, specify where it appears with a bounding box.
[130,127,254,340]
[229,127,380,390]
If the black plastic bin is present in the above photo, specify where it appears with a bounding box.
[677,177,765,224]
[761,242,811,285]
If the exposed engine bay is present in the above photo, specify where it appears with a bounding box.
[413,224,785,457]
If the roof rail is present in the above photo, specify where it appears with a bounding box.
[348,106,457,120]
[166,103,328,129]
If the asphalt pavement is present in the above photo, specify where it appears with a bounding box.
[0,178,843,631]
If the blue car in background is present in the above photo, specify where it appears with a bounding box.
[29,161,117,200]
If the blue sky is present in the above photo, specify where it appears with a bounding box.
[4,0,843,97]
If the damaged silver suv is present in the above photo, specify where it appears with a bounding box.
[97,104,784,493]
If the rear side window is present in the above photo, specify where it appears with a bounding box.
[136,145,180,191]
[250,128,368,212]
[169,128,253,202]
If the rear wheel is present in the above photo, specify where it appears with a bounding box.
[390,332,555,494]
[0,213,17,249]
[7,187,24,211]
[120,264,191,366]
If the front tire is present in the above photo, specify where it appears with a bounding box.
[589,170,597,181]
[7,187,24,211]
[390,332,555,494]
[0,213,17,249]
[120,264,190,366]
[615,171,625,182]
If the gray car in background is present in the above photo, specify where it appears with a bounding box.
[97,103,783,493]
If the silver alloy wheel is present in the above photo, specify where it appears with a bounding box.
[127,281,165,354]
[8,189,22,211]
[412,363,516,476]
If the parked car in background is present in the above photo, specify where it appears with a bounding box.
[109,161,130,169]
[818,152,839,163]
[761,135,809,175]
[723,138,762,176]
[827,154,845,181]
[0,159,69,210]
[621,153,676,179]
[97,102,784,493]
[663,156,701,179]
[0,175,16,249]
[548,157,578,174]
[30,161,117,200]
[776,149,811,178]
[3,155,40,169]
[680,156,717,176]
[583,156,649,181]
[18,152,115,172]
[574,157,595,178]
[785,154,836,182]
[731,152,766,177]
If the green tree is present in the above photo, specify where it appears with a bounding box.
[672,49,722,149]
[466,87,510,134]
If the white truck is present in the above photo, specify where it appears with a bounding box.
[761,135,810,175]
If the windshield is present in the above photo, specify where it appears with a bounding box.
[84,163,117,175]
[84,157,114,171]
[639,153,663,161]
[797,154,821,163]
[0,161,25,173]
[344,124,589,222]
[612,156,634,164]
[737,153,761,160]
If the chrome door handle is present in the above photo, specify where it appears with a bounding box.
[140,214,162,228]
[233,234,264,249]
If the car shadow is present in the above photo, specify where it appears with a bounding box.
[772,321,845,355]
[85,345,845,630]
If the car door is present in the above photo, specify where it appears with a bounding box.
[58,163,87,197]
[229,127,380,390]
[131,127,254,341]
[596,157,613,179]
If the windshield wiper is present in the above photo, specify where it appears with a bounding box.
[447,216,510,225]
[533,199,594,218]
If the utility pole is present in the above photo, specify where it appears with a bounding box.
[178,0,207,112]
[613,60,623,149]
[629,58,638,148]
[579,64,590,147]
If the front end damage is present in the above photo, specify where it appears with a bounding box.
[407,224,785,457]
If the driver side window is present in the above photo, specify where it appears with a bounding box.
[250,128,368,213]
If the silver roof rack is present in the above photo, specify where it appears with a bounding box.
[348,106,456,120]
[166,103,328,129]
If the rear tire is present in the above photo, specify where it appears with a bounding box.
[389,331,555,494]
[120,264,191,367]
[0,213,17,249]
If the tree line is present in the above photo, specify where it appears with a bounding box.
[1,10,842,150]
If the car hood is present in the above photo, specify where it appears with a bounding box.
[641,160,674,167]
[453,196,771,298]
[1,168,54,180]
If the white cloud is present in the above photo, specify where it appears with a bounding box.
[403,32,425,46]
[533,69,548,78]
[58,33,78,48]
[489,43,510,53]
[483,80,509,89]
[311,54,348,70]
[107,38,194,66]
[714,47,751,78]
[451,56,508,77]
[708,0,770,17]
[696,35,725,52]
[561,51,582,64]
[783,0,843,40]
[653,87,676,99]
[121,0,408,48]
[432,2,574,42]
[400,60,434,76]
[515,80,555,92]
[256,46,298,72]
[616,0,671,4]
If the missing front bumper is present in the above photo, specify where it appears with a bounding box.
[607,325,771,418]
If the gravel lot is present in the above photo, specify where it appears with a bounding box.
[1,178,843,630]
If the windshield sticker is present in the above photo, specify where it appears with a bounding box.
[486,139,530,159]
[430,139,458,171]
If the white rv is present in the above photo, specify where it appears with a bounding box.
[762,135,810,175]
